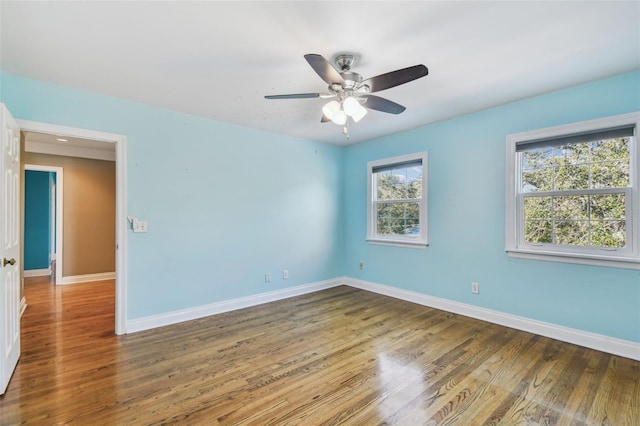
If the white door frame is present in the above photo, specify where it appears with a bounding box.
[17,119,127,335]
[24,165,63,286]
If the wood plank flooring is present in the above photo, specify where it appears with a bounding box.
[0,277,638,425]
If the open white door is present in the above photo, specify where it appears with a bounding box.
[0,103,21,395]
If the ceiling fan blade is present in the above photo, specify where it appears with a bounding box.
[321,114,331,123]
[304,54,345,86]
[265,93,323,100]
[360,64,428,93]
[362,95,406,114]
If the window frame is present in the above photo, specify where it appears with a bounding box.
[505,112,640,269]
[367,151,428,248]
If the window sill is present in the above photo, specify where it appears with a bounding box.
[367,238,428,249]
[506,248,640,270]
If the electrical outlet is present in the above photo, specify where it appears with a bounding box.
[471,282,479,294]
[283,270,289,280]
[265,273,271,283]
[359,262,364,271]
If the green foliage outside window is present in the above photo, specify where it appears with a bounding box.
[521,137,629,248]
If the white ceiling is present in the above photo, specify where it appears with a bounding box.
[1,1,639,145]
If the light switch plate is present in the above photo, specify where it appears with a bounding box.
[133,220,148,233]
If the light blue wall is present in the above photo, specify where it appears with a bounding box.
[343,71,640,343]
[1,72,344,319]
[2,71,638,343]
[24,170,51,270]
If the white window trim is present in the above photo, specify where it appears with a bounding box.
[505,112,640,270]
[367,151,428,248]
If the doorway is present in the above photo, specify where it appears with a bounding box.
[23,165,63,285]
[18,120,127,335]
[24,153,116,285]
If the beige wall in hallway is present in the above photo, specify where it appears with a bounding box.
[23,152,115,277]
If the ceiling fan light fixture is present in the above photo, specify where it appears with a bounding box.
[322,100,341,120]
[343,96,361,116]
[332,110,347,125]
[351,106,368,123]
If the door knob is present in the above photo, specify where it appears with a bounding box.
[3,258,16,267]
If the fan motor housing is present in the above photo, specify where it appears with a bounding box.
[340,71,362,89]
[334,54,356,71]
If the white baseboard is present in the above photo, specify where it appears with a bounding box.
[344,277,640,361]
[123,275,640,361]
[126,278,344,334]
[59,271,115,285]
[24,268,51,278]
[20,297,27,317]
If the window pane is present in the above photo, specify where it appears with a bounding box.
[591,137,629,162]
[525,220,552,244]
[376,171,399,200]
[554,164,589,191]
[521,148,553,170]
[591,221,625,248]
[388,203,406,219]
[377,173,406,199]
[407,178,422,199]
[377,203,391,219]
[404,223,420,236]
[522,168,553,192]
[377,218,392,235]
[553,144,589,166]
[405,202,420,219]
[591,160,629,188]
[553,195,588,220]
[376,204,394,235]
[524,196,551,219]
[591,193,625,220]
[554,221,589,246]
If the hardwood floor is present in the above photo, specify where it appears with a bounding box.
[0,278,638,425]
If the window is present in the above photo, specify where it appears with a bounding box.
[367,152,428,247]
[506,112,640,269]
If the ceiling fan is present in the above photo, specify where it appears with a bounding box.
[265,53,428,138]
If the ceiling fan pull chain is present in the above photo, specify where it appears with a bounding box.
[343,118,350,141]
